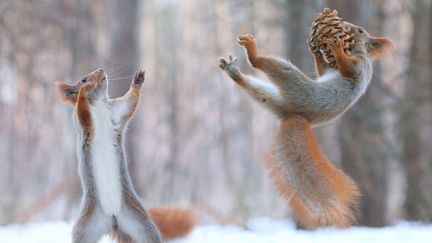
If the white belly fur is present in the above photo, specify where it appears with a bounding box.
[91,102,122,215]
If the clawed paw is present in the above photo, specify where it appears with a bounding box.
[133,70,145,86]
[218,55,241,80]
[308,37,322,56]
[324,37,344,50]
[237,34,256,47]
[218,55,238,70]
[237,34,258,54]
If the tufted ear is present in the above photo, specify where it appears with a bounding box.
[56,81,79,105]
[366,36,395,59]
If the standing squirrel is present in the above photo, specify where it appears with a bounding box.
[57,69,195,242]
[219,21,393,228]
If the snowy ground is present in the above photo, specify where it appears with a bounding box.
[0,218,431,243]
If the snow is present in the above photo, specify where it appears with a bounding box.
[0,218,431,243]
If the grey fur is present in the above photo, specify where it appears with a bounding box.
[219,54,372,125]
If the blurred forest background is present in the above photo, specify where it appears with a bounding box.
[0,0,431,228]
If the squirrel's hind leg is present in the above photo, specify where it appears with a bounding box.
[72,204,111,243]
[117,192,162,243]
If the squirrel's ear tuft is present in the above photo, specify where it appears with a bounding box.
[367,36,395,59]
[56,81,78,105]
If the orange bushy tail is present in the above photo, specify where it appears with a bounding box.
[148,207,196,240]
[265,115,361,229]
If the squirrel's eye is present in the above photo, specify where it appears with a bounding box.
[81,78,87,83]
[358,28,364,34]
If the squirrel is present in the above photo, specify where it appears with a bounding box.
[57,69,195,242]
[218,21,393,228]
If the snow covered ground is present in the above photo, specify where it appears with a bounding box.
[0,218,431,243]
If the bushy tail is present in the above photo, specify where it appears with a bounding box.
[265,115,361,229]
[148,207,196,240]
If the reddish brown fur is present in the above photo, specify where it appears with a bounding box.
[265,115,360,229]
[367,36,395,59]
[238,34,260,68]
[331,43,360,79]
[76,85,93,138]
[148,207,196,240]
[56,81,79,105]
[232,74,247,85]
[264,152,317,228]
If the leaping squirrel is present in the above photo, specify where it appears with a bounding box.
[57,70,195,242]
[219,21,393,228]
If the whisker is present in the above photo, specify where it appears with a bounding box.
[107,65,131,74]
[108,75,134,81]
[102,62,135,78]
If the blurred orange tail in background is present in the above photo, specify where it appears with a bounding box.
[148,207,196,240]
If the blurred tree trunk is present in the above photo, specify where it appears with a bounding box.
[284,0,308,69]
[400,0,432,221]
[334,0,389,227]
[68,1,96,78]
[151,1,182,202]
[165,3,180,203]
[104,0,141,188]
[106,0,139,97]
[222,0,257,222]
[1,0,431,225]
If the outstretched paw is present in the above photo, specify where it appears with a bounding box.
[219,55,237,70]
[238,34,260,67]
[237,34,257,50]
[218,55,241,81]
[133,70,145,87]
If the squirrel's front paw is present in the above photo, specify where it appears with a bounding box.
[324,37,344,51]
[308,37,322,57]
[219,55,238,71]
[237,34,257,51]
[219,55,241,80]
[133,70,145,87]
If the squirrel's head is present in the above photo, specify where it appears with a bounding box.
[343,22,394,59]
[57,69,107,105]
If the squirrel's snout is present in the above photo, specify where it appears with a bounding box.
[92,69,107,84]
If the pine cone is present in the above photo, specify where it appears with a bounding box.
[308,8,354,68]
